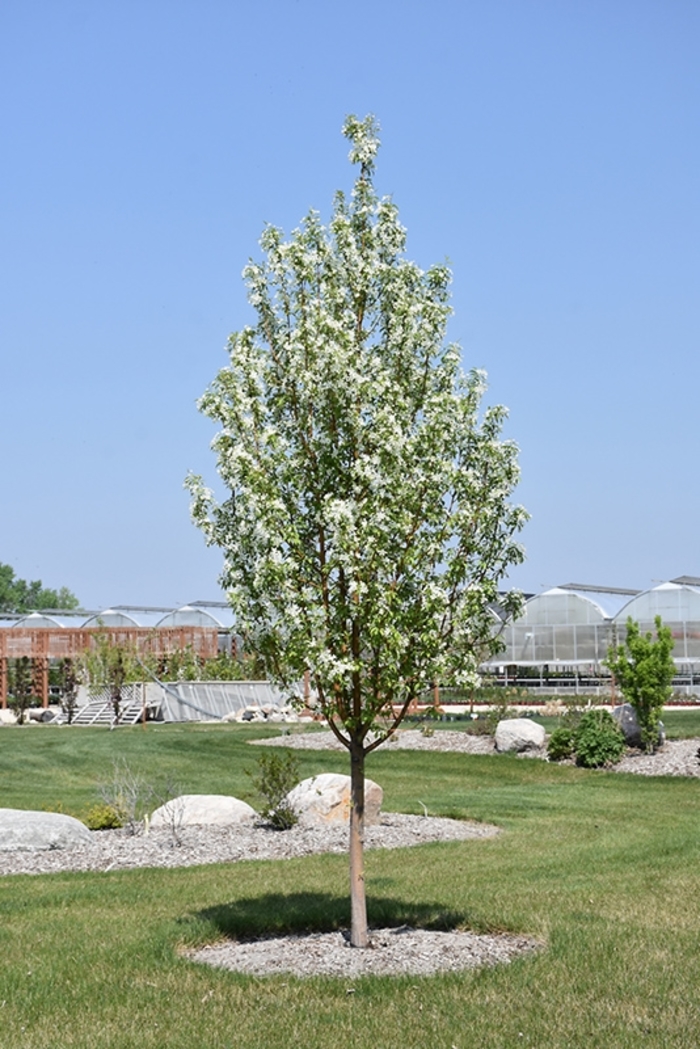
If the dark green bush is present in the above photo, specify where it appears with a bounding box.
[573,710,625,768]
[547,726,574,762]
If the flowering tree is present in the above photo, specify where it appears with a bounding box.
[187,115,527,947]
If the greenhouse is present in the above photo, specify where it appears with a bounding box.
[484,577,700,689]
[612,582,700,666]
[489,587,609,667]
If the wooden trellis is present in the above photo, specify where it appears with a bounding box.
[0,627,219,708]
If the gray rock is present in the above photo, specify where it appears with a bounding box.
[149,794,257,828]
[285,773,383,827]
[495,718,546,753]
[0,809,93,851]
[612,703,665,748]
[27,708,57,723]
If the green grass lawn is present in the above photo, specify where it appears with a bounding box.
[2,722,700,1048]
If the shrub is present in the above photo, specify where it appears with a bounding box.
[605,616,675,753]
[547,726,575,762]
[98,759,152,834]
[464,715,493,736]
[83,803,126,830]
[248,749,300,830]
[573,710,625,768]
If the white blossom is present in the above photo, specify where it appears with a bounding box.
[187,114,527,737]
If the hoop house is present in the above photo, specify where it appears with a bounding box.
[488,587,610,667]
[614,583,700,664]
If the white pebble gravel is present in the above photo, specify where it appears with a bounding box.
[0,813,499,878]
[187,927,541,978]
[262,728,700,778]
[259,728,498,754]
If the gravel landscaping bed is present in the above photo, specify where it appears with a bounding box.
[259,728,498,754]
[187,927,541,978]
[613,737,700,777]
[260,728,700,777]
[0,813,499,877]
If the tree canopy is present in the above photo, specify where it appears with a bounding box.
[187,114,527,945]
[0,562,79,614]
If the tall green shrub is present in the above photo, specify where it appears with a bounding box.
[605,616,675,752]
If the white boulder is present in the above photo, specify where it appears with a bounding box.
[0,809,93,851]
[149,794,257,828]
[285,773,383,827]
[495,718,546,753]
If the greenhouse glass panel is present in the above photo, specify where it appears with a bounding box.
[574,625,601,662]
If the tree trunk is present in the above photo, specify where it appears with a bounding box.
[349,738,368,947]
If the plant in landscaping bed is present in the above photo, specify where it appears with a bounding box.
[605,615,675,752]
[83,802,126,830]
[572,709,625,768]
[149,776,187,846]
[547,726,575,762]
[248,749,300,830]
[98,759,152,835]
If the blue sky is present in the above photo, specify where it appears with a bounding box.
[1,0,698,609]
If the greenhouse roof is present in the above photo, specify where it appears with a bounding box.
[614,581,700,623]
[0,601,236,630]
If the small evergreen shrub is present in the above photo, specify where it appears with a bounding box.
[83,803,126,830]
[573,710,625,768]
[547,726,575,762]
[248,749,300,830]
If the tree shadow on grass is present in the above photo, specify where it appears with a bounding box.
[182,892,472,942]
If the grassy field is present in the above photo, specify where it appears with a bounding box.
[2,721,700,1048]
